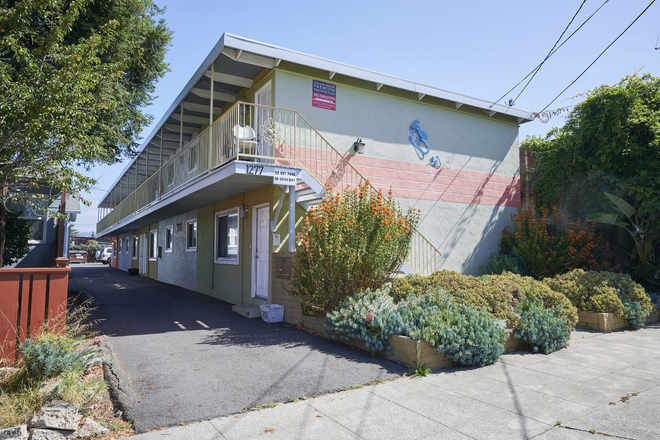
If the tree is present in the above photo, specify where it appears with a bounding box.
[523,73,660,288]
[0,0,171,266]
[4,210,31,266]
[523,73,660,221]
[69,226,80,244]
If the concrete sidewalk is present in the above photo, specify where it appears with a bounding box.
[129,324,660,440]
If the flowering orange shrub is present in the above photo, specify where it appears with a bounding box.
[500,207,614,279]
[291,181,420,313]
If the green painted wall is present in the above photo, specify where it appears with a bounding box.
[196,185,274,305]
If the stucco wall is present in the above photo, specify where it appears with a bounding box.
[157,210,197,291]
[196,185,273,305]
[273,70,520,274]
[11,217,57,269]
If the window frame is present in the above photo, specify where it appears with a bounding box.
[22,216,47,244]
[214,208,240,265]
[149,229,158,261]
[165,225,173,253]
[186,219,197,252]
[132,236,138,260]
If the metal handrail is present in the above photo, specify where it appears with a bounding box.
[98,101,441,275]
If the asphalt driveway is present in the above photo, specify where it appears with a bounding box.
[68,265,406,433]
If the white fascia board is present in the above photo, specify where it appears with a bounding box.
[102,33,533,206]
[223,34,534,121]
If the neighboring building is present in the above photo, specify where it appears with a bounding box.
[7,194,80,268]
[70,236,102,246]
[96,34,532,311]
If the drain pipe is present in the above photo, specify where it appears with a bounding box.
[289,184,296,252]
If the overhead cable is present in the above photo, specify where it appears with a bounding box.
[537,0,656,115]
[509,1,587,106]
[491,0,610,108]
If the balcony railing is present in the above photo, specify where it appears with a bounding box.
[98,102,441,275]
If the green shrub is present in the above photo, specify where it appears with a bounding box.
[412,302,507,366]
[650,293,660,311]
[499,207,613,279]
[291,181,419,313]
[620,297,648,329]
[514,300,570,354]
[543,270,654,322]
[391,270,578,329]
[3,211,32,267]
[19,338,103,381]
[326,287,506,366]
[325,285,409,354]
[482,253,529,276]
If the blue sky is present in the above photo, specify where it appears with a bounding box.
[74,0,660,235]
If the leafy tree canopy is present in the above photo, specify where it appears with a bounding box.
[0,0,171,265]
[522,73,660,226]
[4,210,31,265]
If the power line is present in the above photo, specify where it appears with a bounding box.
[537,0,656,114]
[509,1,587,106]
[492,0,610,108]
[635,79,660,98]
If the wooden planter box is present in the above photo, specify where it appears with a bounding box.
[344,332,521,371]
[578,310,659,332]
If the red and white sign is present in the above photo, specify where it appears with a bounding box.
[312,80,336,111]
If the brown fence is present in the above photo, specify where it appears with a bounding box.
[0,259,70,366]
[520,149,536,210]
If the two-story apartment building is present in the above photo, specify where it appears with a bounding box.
[96,34,532,313]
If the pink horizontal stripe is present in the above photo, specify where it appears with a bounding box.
[349,154,520,185]
[275,145,521,208]
[359,169,519,193]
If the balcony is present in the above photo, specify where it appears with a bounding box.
[97,102,442,276]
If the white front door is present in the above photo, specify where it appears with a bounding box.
[253,205,270,299]
[254,82,272,157]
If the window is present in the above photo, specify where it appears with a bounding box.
[24,217,47,243]
[186,220,197,251]
[132,236,138,259]
[149,230,158,260]
[118,239,122,253]
[215,209,239,264]
[125,238,129,253]
[165,226,173,252]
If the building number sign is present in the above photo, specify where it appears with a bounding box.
[409,119,441,169]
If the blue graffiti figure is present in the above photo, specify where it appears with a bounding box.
[408,119,430,155]
[429,155,441,169]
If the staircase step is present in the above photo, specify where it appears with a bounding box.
[232,305,262,319]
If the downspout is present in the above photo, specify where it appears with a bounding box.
[289,185,296,252]
[240,192,245,306]
[63,222,70,258]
